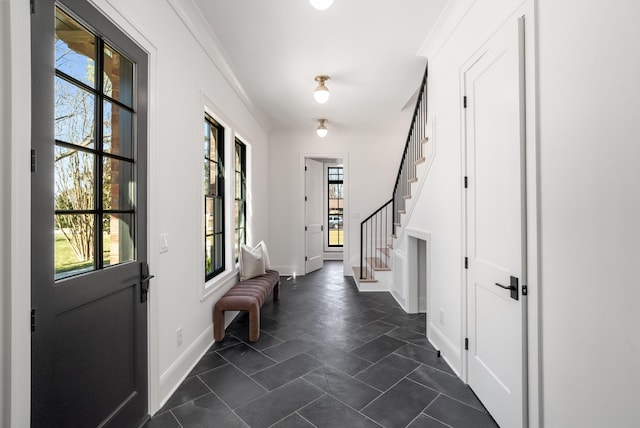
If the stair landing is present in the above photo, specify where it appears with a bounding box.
[352,266,377,283]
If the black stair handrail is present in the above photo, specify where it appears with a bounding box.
[392,65,429,234]
[359,64,428,280]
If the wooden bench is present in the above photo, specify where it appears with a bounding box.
[213,270,280,342]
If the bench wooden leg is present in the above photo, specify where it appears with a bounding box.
[273,281,280,301]
[248,301,261,342]
[214,306,225,342]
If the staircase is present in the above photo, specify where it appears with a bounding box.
[353,65,430,290]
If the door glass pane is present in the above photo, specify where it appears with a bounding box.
[328,167,344,247]
[103,158,134,210]
[103,44,133,107]
[55,214,95,279]
[103,214,134,267]
[55,76,96,148]
[55,150,95,210]
[55,8,96,88]
[103,101,133,158]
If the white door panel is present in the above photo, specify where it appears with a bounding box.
[306,159,324,273]
[465,17,527,428]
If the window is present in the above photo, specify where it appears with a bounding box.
[204,115,225,280]
[234,139,247,261]
[54,7,136,279]
[327,166,344,247]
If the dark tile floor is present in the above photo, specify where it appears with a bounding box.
[144,261,498,428]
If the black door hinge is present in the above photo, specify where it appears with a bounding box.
[31,309,36,332]
[464,176,468,189]
[305,196,308,202]
[464,338,469,350]
[305,226,308,231]
[463,96,467,108]
[31,149,36,172]
[522,285,528,296]
[464,257,468,269]
[30,0,35,14]
[305,256,308,261]
[305,166,307,171]
[321,225,323,232]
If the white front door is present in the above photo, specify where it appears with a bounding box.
[464,17,527,428]
[305,159,324,273]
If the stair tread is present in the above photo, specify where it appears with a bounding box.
[415,157,426,165]
[403,194,411,200]
[366,257,391,271]
[378,247,391,257]
[353,266,377,282]
[408,177,418,184]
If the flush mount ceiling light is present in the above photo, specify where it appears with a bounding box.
[316,119,328,137]
[314,75,331,104]
[309,0,334,10]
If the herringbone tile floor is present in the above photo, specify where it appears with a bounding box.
[144,261,498,428]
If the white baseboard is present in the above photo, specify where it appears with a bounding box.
[427,323,461,377]
[350,270,390,292]
[156,311,240,413]
[391,287,406,310]
[323,252,343,260]
[157,325,213,411]
[271,265,297,276]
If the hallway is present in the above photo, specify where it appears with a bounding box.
[145,262,498,428]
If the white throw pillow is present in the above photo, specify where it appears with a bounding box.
[239,244,266,281]
[258,241,271,271]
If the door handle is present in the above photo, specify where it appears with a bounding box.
[494,282,515,290]
[140,263,154,303]
[495,275,519,301]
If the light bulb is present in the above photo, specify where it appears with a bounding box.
[313,75,331,104]
[309,0,333,10]
[314,85,330,104]
[316,119,328,137]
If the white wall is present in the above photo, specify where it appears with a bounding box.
[92,0,271,409]
[400,0,530,376]
[3,0,271,422]
[537,1,640,426]
[402,0,640,426]
[268,131,404,276]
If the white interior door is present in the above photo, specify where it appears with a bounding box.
[464,17,527,428]
[305,159,323,273]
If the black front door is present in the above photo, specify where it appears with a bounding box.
[31,0,149,426]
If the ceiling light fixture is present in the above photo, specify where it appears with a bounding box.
[314,75,330,104]
[309,0,334,10]
[316,119,328,138]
